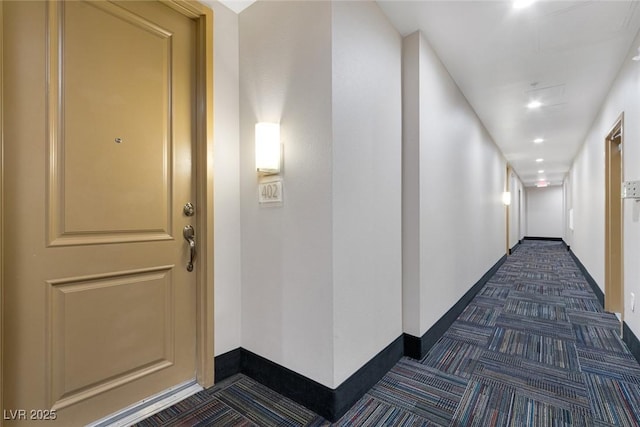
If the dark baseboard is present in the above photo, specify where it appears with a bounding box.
[568,249,604,308]
[213,252,509,419]
[403,254,508,360]
[403,333,422,360]
[509,240,521,255]
[214,348,242,382]
[215,336,404,422]
[240,349,336,420]
[523,236,563,241]
[332,335,404,418]
[623,322,640,365]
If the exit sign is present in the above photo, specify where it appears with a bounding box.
[258,179,283,206]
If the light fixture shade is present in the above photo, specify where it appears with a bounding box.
[502,191,512,206]
[527,100,542,109]
[255,122,281,174]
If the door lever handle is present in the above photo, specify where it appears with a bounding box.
[183,225,196,272]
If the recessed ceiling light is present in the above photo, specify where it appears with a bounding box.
[538,170,544,173]
[527,100,543,109]
[533,138,544,143]
[536,158,544,163]
[633,47,640,61]
[513,0,536,9]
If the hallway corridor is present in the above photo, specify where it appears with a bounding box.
[137,241,640,426]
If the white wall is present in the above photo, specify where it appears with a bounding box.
[569,29,640,337]
[238,1,403,389]
[202,0,242,357]
[403,31,506,338]
[563,175,572,247]
[526,186,563,238]
[239,1,335,387]
[402,31,422,338]
[509,172,525,249]
[331,1,402,386]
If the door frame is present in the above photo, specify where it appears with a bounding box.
[0,1,5,421]
[517,188,522,242]
[0,1,215,421]
[506,164,511,255]
[165,0,215,391]
[604,112,624,314]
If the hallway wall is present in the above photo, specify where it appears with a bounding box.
[569,29,640,338]
[402,31,507,338]
[239,1,335,387]
[238,0,402,389]
[563,175,572,247]
[206,0,242,357]
[331,1,402,386]
[526,186,563,238]
[509,172,526,249]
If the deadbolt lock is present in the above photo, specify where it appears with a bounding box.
[183,202,195,217]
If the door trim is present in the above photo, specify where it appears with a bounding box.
[0,1,5,422]
[506,164,511,255]
[604,112,624,314]
[0,1,215,421]
[86,379,202,427]
[178,0,216,389]
[156,0,217,389]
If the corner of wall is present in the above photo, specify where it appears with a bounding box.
[209,0,242,357]
[401,29,422,339]
[238,0,334,388]
[330,0,403,388]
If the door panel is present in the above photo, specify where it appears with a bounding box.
[48,266,175,410]
[3,1,197,424]
[58,1,172,240]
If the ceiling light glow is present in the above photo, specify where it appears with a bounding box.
[538,170,544,173]
[513,0,536,9]
[536,158,544,163]
[534,138,544,143]
[536,181,549,188]
[633,47,640,61]
[527,100,543,109]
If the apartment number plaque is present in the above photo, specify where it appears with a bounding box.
[258,179,283,206]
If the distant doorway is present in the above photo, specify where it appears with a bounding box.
[518,189,522,242]
[604,114,624,315]
[506,165,511,255]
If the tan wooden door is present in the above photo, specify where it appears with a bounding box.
[605,116,624,315]
[3,1,198,424]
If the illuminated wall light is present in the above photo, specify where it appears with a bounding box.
[527,100,542,109]
[255,122,281,175]
[502,191,512,206]
[513,0,536,9]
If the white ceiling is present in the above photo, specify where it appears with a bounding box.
[377,0,640,186]
[222,0,640,186]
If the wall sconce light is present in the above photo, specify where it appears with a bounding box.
[255,122,281,175]
[502,191,512,206]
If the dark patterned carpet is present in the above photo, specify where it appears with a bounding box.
[136,241,640,426]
